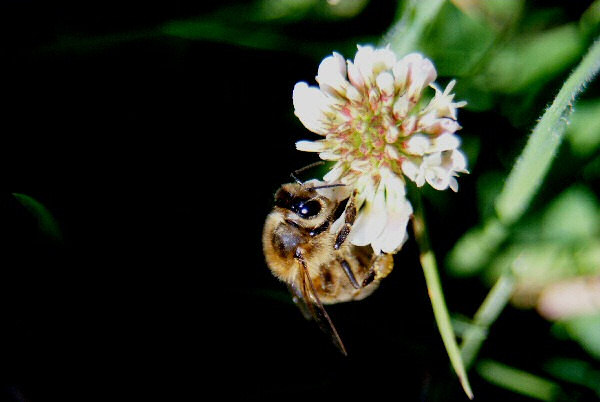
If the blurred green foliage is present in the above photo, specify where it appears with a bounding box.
[13,193,62,242]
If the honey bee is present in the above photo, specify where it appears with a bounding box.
[262,179,394,355]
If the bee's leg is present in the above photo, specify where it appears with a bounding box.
[337,258,361,289]
[334,190,357,250]
[361,253,394,287]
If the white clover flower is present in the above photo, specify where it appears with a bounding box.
[293,45,468,253]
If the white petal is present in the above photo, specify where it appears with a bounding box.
[353,45,375,85]
[316,52,349,96]
[432,133,460,152]
[315,180,352,201]
[401,159,420,182]
[404,134,431,155]
[425,166,450,190]
[451,150,468,172]
[375,199,412,253]
[346,60,364,89]
[322,161,346,182]
[376,71,395,97]
[449,177,459,192]
[392,58,409,91]
[371,46,397,75]
[292,82,329,135]
[295,140,328,152]
[319,151,340,161]
[345,85,363,103]
[351,185,387,246]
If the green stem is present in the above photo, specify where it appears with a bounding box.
[460,274,515,369]
[412,194,474,399]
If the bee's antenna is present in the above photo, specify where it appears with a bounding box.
[291,172,302,185]
[291,161,326,184]
[310,183,346,190]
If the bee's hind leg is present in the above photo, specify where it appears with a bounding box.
[361,253,394,287]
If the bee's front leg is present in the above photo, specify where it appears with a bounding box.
[333,189,357,250]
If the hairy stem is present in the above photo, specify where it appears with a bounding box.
[449,36,600,276]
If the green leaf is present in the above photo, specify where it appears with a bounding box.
[541,186,600,242]
[544,357,600,396]
[420,1,501,76]
[480,24,585,94]
[13,193,63,241]
[382,0,446,55]
[561,314,600,360]
[477,360,561,401]
[566,98,600,157]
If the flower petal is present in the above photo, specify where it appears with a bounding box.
[292,82,330,135]
[316,52,349,97]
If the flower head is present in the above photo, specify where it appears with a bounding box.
[293,45,467,253]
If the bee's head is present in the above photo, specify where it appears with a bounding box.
[274,183,325,220]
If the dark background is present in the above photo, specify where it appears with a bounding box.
[0,1,595,401]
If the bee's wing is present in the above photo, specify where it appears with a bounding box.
[287,283,313,321]
[295,256,348,356]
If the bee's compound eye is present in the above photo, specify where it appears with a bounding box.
[294,200,321,219]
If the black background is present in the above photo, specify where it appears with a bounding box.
[0,1,594,401]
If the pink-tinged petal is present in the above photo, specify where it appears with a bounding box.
[421,118,461,135]
[537,276,600,320]
[401,115,418,136]
[406,53,437,85]
[393,95,411,119]
[400,53,437,101]
[384,144,401,160]
[385,124,399,143]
